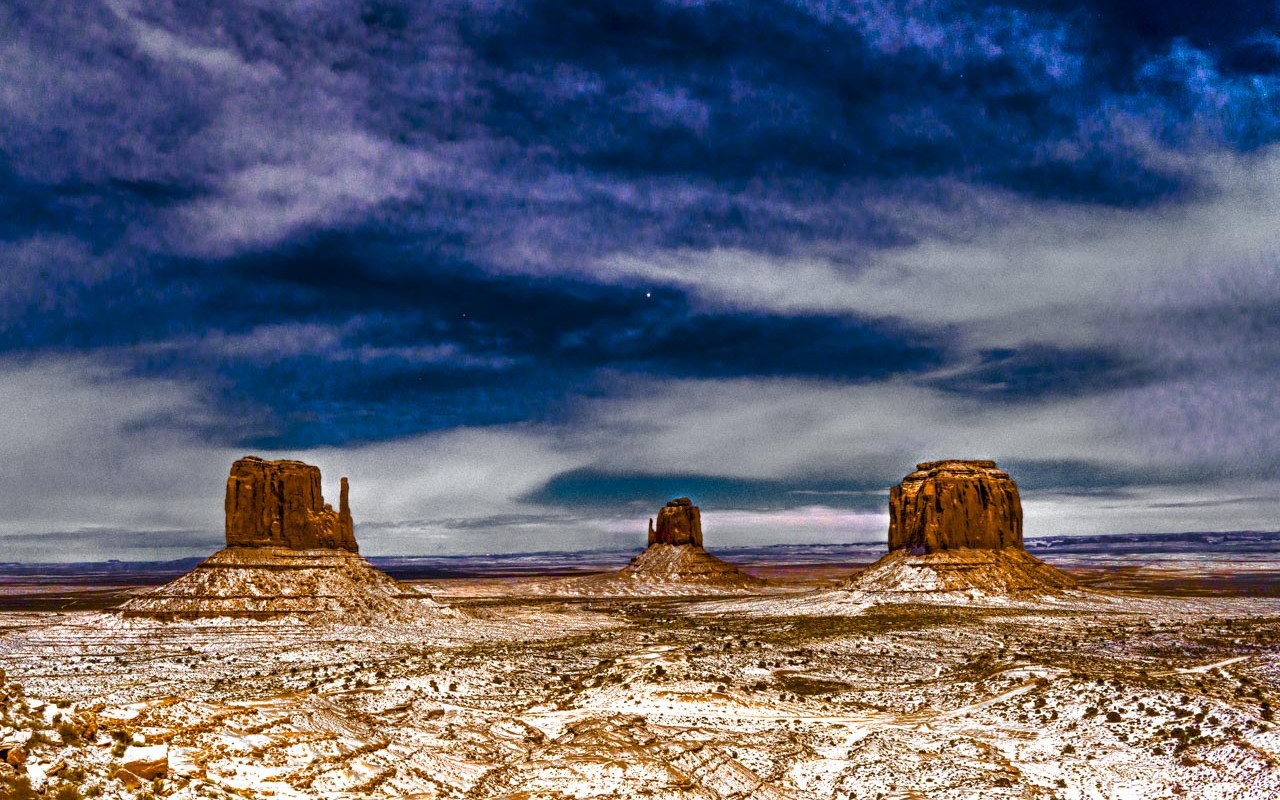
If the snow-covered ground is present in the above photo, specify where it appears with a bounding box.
[1,578,1278,799]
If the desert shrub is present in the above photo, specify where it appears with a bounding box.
[0,774,41,800]
[52,784,83,800]
[57,721,80,744]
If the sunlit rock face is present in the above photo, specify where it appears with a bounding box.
[887,460,1022,553]
[648,497,703,547]
[225,456,357,552]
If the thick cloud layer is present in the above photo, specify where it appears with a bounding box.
[1,1,1277,559]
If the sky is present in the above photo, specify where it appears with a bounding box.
[2,0,1279,561]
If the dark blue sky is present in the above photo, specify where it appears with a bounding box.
[2,0,1278,560]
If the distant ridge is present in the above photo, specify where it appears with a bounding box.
[2,530,1277,575]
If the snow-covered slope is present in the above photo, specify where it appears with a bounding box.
[117,547,443,622]
[846,548,1075,596]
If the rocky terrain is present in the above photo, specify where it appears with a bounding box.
[1,578,1278,800]
[116,548,441,622]
[118,458,437,621]
[4,465,1276,798]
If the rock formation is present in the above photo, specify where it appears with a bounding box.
[649,498,702,546]
[576,498,763,594]
[119,457,440,621]
[849,459,1073,597]
[225,456,356,551]
[888,460,1022,553]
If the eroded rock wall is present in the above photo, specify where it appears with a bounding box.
[650,498,703,547]
[887,460,1022,553]
[224,457,357,552]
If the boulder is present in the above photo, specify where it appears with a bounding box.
[121,744,168,780]
[116,768,143,789]
[888,460,1022,553]
[225,457,357,551]
[650,498,702,547]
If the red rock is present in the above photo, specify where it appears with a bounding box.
[121,745,168,780]
[651,498,702,547]
[224,457,356,552]
[887,460,1022,553]
[116,768,143,789]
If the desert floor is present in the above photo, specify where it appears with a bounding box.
[0,565,1277,800]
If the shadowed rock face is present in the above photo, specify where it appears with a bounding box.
[225,457,357,552]
[887,460,1022,553]
[648,497,702,547]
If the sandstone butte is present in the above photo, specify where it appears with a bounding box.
[849,459,1075,595]
[225,456,357,551]
[647,497,703,547]
[888,460,1022,553]
[606,497,763,590]
[119,457,438,621]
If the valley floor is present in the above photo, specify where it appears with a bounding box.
[1,569,1278,799]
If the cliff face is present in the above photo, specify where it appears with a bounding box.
[224,457,357,552]
[648,498,702,547]
[887,460,1022,553]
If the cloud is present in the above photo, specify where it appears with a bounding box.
[0,358,238,547]
[2,2,1279,559]
[0,356,591,559]
[2,352,1278,561]
[594,146,1280,339]
[170,132,443,256]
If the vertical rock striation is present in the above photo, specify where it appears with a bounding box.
[887,460,1022,553]
[651,497,703,547]
[224,456,357,552]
